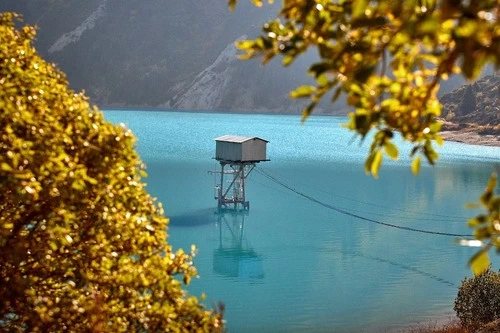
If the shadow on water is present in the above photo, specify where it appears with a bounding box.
[168,207,217,227]
[213,209,264,281]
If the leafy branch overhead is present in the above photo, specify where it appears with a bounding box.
[231,0,499,177]
[463,174,500,276]
[230,0,500,275]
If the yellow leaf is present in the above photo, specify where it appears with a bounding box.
[252,0,263,7]
[371,150,382,178]
[49,241,58,251]
[290,85,316,98]
[86,177,98,185]
[236,40,255,50]
[384,141,399,160]
[352,0,369,19]
[283,55,295,66]
[468,218,480,227]
[316,74,328,87]
[469,250,489,276]
[1,162,12,171]
[411,156,421,175]
[228,0,237,11]
[301,102,316,123]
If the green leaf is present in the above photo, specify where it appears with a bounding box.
[411,156,421,175]
[290,85,316,99]
[469,250,489,276]
[384,141,399,160]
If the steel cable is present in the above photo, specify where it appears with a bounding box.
[255,167,471,238]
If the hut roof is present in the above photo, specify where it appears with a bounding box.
[214,135,269,143]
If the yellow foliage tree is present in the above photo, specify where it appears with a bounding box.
[0,12,223,332]
[230,0,499,273]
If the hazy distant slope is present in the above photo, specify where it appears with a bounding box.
[0,0,327,112]
[0,1,492,113]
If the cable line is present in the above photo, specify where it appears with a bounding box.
[255,167,471,238]
[257,169,469,221]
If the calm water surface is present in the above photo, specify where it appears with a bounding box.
[105,110,500,333]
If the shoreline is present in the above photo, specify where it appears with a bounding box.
[440,129,500,147]
[100,105,344,117]
[101,107,500,147]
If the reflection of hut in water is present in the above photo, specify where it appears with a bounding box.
[213,210,264,280]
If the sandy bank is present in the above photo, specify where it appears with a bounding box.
[440,129,500,147]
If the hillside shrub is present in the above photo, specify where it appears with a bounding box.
[454,268,500,330]
[0,12,223,332]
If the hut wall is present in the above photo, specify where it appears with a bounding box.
[242,139,267,162]
[216,141,243,161]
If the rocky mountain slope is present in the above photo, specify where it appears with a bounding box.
[0,1,494,115]
[439,73,500,146]
[0,0,328,113]
[440,73,500,126]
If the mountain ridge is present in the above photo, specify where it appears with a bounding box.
[0,1,495,117]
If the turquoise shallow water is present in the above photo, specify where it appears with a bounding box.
[105,110,500,333]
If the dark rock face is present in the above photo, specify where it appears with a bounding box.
[440,73,500,126]
[457,85,477,117]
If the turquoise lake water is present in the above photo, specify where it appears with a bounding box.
[104,110,500,333]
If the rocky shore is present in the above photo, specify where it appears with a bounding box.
[440,123,500,147]
[438,72,499,147]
